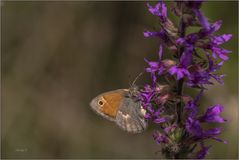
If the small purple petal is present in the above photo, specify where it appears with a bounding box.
[180,46,193,67]
[164,124,177,134]
[176,70,184,80]
[143,31,159,38]
[193,9,210,31]
[144,30,171,46]
[176,37,185,45]
[187,33,199,44]
[186,117,203,137]
[196,144,211,159]
[144,113,151,119]
[153,131,168,144]
[206,53,224,73]
[203,128,221,136]
[212,34,232,45]
[169,65,190,80]
[211,46,231,61]
[153,109,161,117]
[211,20,222,33]
[154,117,168,124]
[158,45,163,60]
[199,20,222,38]
[158,66,165,75]
[195,89,204,103]
[210,74,225,84]
[169,65,177,74]
[211,137,228,144]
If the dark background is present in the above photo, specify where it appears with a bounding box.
[1,1,238,159]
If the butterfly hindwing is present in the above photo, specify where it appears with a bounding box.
[116,97,147,133]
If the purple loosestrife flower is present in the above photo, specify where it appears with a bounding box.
[144,1,178,51]
[194,9,210,31]
[140,1,231,159]
[210,46,231,61]
[187,69,212,87]
[139,83,171,121]
[211,34,233,45]
[147,1,167,23]
[169,65,190,80]
[169,45,193,80]
[143,29,177,51]
[199,104,226,123]
[184,89,204,117]
[154,116,170,124]
[144,45,165,83]
[185,117,203,137]
[197,20,222,38]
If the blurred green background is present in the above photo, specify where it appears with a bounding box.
[1,1,238,159]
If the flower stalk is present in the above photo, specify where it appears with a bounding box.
[176,9,186,126]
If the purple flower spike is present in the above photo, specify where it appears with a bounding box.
[199,104,226,123]
[147,1,167,22]
[141,1,230,158]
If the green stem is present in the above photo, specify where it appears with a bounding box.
[176,9,186,126]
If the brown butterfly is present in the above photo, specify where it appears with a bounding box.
[90,74,147,133]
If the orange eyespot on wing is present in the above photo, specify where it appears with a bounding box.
[99,92,124,118]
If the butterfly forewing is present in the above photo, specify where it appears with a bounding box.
[90,89,127,121]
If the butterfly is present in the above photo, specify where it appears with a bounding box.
[90,74,148,134]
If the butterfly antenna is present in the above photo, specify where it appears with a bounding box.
[128,75,133,88]
[131,72,143,86]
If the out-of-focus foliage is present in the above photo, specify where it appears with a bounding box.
[1,1,238,159]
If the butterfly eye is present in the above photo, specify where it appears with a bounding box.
[98,100,104,106]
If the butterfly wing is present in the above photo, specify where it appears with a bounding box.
[90,89,128,121]
[116,97,148,133]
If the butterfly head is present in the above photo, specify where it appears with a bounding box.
[127,72,143,99]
